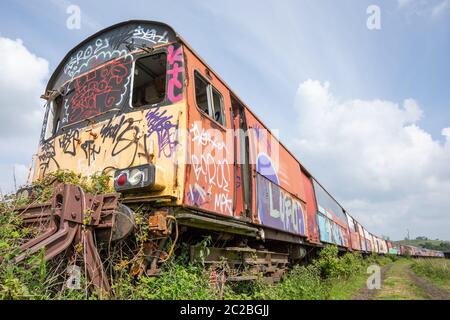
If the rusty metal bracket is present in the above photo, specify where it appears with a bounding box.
[14,183,121,296]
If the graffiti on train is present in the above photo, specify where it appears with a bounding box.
[257,174,306,235]
[146,107,178,158]
[53,23,175,88]
[188,122,232,215]
[167,45,184,103]
[62,57,132,124]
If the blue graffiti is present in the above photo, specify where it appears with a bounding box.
[257,174,305,235]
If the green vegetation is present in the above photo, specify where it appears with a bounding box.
[411,259,450,291]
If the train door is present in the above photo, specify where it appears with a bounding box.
[232,96,252,218]
[184,57,235,217]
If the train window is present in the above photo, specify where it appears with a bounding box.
[132,53,167,107]
[195,73,209,114]
[212,87,224,124]
[313,179,347,223]
[194,71,226,126]
[345,212,356,232]
[44,96,63,140]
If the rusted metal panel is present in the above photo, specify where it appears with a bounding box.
[345,212,361,251]
[182,45,235,217]
[14,184,121,296]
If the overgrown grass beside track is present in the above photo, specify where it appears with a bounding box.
[411,259,450,291]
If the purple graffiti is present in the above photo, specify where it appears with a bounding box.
[256,154,279,184]
[146,107,177,157]
[187,183,208,206]
[257,174,306,236]
[167,45,183,103]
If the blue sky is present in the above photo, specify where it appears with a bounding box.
[0,0,449,240]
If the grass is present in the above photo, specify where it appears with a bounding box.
[411,259,450,291]
[328,272,368,300]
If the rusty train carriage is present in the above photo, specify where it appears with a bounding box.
[16,20,444,294]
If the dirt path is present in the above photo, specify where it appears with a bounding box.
[408,267,450,300]
[353,260,450,300]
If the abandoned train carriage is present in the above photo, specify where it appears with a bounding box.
[20,20,443,289]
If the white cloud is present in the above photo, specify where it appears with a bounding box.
[294,80,450,240]
[0,37,49,193]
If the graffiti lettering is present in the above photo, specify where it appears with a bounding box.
[214,193,233,215]
[65,57,132,124]
[38,142,60,176]
[99,115,140,167]
[190,122,228,154]
[64,38,111,78]
[146,107,177,158]
[189,122,231,215]
[80,140,101,166]
[59,129,80,156]
[257,174,305,235]
[191,155,230,193]
[167,45,183,103]
[133,26,169,44]
[187,183,208,206]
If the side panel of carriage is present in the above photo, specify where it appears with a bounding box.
[182,45,235,217]
[313,180,350,249]
[346,212,361,251]
[302,171,321,244]
[244,110,308,238]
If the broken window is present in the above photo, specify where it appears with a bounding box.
[44,95,63,140]
[194,71,225,126]
[132,53,167,107]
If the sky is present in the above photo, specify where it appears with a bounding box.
[0,0,449,241]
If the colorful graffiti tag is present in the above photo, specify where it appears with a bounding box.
[167,45,184,103]
[53,23,176,89]
[256,174,306,235]
[63,57,132,124]
[187,122,232,215]
[145,107,178,158]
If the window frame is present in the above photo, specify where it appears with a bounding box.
[193,70,227,128]
[129,49,169,109]
[42,96,63,142]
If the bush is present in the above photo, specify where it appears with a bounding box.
[254,265,329,300]
[114,263,216,300]
[312,245,364,279]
